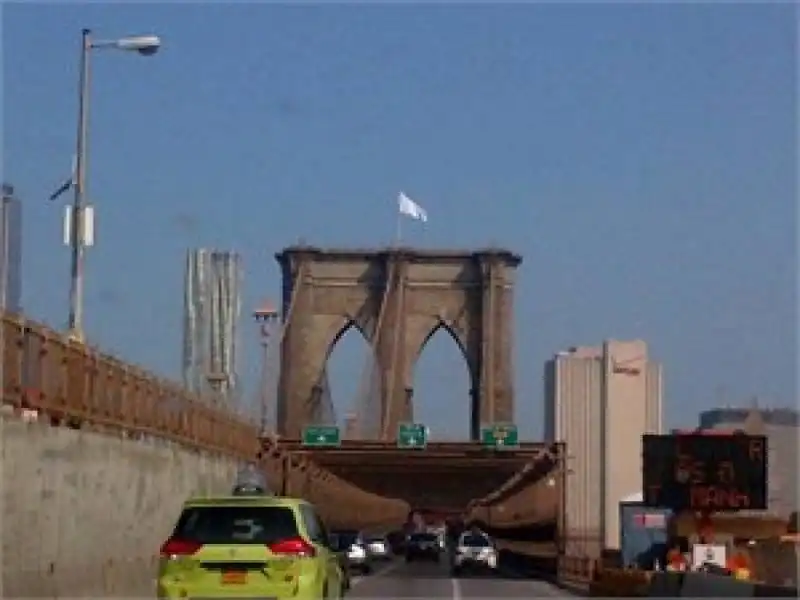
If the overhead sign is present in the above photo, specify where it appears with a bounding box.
[397,423,428,449]
[642,434,768,511]
[302,425,340,447]
[480,423,519,448]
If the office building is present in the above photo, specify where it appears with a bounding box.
[182,249,243,406]
[343,413,359,439]
[698,407,799,517]
[544,339,663,555]
[0,183,22,313]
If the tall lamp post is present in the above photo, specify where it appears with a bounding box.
[253,301,279,435]
[66,28,161,342]
[1,182,16,312]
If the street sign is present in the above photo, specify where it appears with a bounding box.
[397,422,428,449]
[302,425,341,447]
[480,423,519,448]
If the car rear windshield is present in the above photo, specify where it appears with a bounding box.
[462,534,490,547]
[410,533,437,542]
[173,505,299,545]
[335,531,359,546]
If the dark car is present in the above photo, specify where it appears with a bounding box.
[331,529,372,575]
[364,534,392,561]
[405,532,441,563]
[387,530,407,555]
[328,533,352,591]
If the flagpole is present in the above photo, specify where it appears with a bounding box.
[395,207,402,247]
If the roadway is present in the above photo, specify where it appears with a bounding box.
[348,558,574,598]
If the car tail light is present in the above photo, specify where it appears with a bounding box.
[160,538,202,558]
[268,536,316,558]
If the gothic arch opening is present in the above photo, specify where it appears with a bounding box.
[323,321,379,436]
[411,323,475,441]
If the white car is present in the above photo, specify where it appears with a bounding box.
[451,531,498,575]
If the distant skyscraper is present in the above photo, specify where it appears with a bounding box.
[544,339,663,555]
[698,406,799,517]
[343,413,359,439]
[182,249,243,406]
[0,183,22,313]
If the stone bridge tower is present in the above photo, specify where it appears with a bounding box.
[276,247,521,440]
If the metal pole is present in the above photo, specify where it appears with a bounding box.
[0,185,11,312]
[67,28,91,342]
[259,333,269,433]
[0,183,11,600]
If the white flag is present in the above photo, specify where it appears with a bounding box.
[398,192,428,222]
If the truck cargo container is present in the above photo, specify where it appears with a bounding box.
[619,495,672,569]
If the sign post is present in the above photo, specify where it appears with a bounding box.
[397,422,428,449]
[480,423,519,449]
[301,425,341,447]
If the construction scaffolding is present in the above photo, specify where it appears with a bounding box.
[182,249,244,409]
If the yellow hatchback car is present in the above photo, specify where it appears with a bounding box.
[157,486,345,600]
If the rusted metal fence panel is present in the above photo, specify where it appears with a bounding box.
[1,313,260,460]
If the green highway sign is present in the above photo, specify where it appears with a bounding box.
[480,423,519,449]
[397,422,428,449]
[302,425,341,447]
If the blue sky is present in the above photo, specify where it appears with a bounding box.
[3,3,796,438]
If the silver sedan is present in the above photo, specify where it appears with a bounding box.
[451,531,499,576]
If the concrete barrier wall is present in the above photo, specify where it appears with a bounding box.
[2,416,240,597]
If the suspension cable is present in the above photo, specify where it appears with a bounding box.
[352,259,395,438]
[381,257,405,440]
[262,263,305,435]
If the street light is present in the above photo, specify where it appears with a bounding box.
[66,28,161,342]
[254,301,279,434]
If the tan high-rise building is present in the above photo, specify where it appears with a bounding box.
[343,413,359,439]
[544,339,663,555]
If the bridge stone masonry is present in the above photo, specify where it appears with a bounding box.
[0,244,595,598]
[276,246,521,440]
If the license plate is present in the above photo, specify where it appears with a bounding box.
[220,571,247,585]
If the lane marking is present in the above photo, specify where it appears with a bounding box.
[350,559,402,588]
[451,575,462,600]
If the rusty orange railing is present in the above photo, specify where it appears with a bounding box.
[0,311,410,530]
[1,313,260,459]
